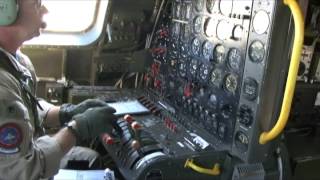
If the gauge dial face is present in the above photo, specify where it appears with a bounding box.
[193,16,202,34]
[235,131,249,152]
[210,69,222,86]
[191,38,201,56]
[243,77,258,100]
[216,20,232,40]
[249,40,265,62]
[195,0,204,12]
[213,45,226,64]
[199,63,210,81]
[206,0,215,13]
[253,10,270,35]
[202,41,212,59]
[228,48,241,70]
[204,18,215,37]
[219,0,233,16]
[232,25,243,40]
[190,59,198,78]
[224,74,238,93]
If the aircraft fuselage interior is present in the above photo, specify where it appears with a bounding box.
[19,0,320,179]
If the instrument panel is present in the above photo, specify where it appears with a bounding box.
[149,0,292,163]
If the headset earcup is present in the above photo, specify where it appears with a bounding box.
[0,0,18,26]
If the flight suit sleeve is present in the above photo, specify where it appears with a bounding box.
[0,70,64,179]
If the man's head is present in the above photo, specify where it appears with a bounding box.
[0,0,47,52]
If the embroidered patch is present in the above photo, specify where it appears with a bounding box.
[0,123,22,154]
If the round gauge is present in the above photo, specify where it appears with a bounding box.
[235,131,249,152]
[193,16,202,34]
[191,38,201,56]
[202,41,212,59]
[224,74,238,93]
[189,59,198,78]
[228,48,241,70]
[219,0,233,16]
[199,63,211,81]
[210,68,223,86]
[253,10,270,35]
[195,0,204,12]
[249,40,265,62]
[204,18,215,37]
[216,20,232,40]
[243,77,258,100]
[238,104,253,126]
[179,61,187,77]
[232,25,243,40]
[184,3,192,20]
[213,45,226,64]
[182,24,191,41]
[171,23,180,38]
[206,0,215,13]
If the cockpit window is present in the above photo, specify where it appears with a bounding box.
[43,0,98,33]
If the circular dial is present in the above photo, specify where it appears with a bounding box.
[195,0,204,12]
[191,38,201,56]
[204,18,215,37]
[232,25,243,40]
[206,0,215,13]
[249,40,265,62]
[213,45,226,64]
[228,48,241,70]
[193,16,202,34]
[202,41,212,59]
[238,105,253,126]
[224,74,238,93]
[219,0,233,16]
[243,77,258,100]
[189,59,198,78]
[235,131,249,152]
[210,68,223,87]
[199,63,211,81]
[253,10,270,35]
[216,20,232,40]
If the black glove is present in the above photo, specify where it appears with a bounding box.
[59,99,109,126]
[72,106,117,141]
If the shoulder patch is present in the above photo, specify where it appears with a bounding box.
[0,123,22,154]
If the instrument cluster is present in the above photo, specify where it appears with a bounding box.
[149,0,286,162]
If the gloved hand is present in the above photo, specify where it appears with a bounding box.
[59,99,109,126]
[72,106,117,141]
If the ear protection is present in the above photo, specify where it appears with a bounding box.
[0,0,18,26]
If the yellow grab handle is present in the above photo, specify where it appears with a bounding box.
[184,158,221,176]
[259,0,304,144]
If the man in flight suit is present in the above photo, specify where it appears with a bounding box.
[0,0,117,179]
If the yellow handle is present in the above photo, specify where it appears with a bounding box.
[259,0,304,144]
[184,158,221,176]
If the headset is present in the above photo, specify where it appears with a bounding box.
[0,0,18,26]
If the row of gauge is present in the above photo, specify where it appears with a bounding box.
[172,0,250,20]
